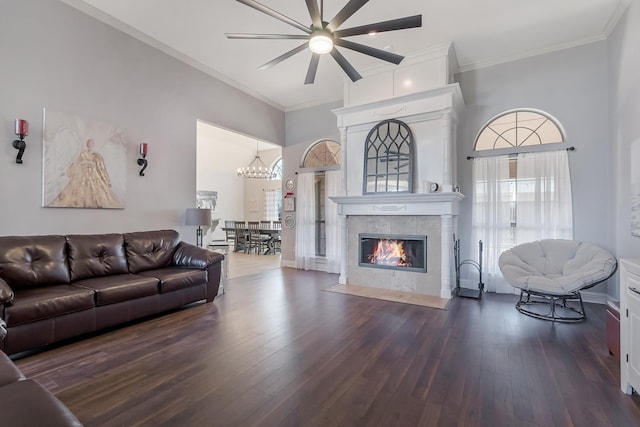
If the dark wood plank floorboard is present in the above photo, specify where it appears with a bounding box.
[13,268,640,427]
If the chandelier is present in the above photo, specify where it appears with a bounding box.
[237,140,272,179]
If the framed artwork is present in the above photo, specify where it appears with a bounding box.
[197,190,218,211]
[42,109,128,209]
[284,197,295,212]
[632,140,640,236]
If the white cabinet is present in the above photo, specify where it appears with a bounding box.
[620,258,640,394]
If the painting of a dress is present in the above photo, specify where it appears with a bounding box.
[43,110,127,209]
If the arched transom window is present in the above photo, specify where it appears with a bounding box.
[270,156,282,180]
[363,119,414,194]
[302,140,341,168]
[474,109,565,151]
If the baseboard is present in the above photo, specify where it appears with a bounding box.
[582,290,607,305]
[281,259,296,269]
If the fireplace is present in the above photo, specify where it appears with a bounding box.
[359,234,427,273]
[329,54,465,298]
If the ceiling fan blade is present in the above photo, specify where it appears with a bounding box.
[305,0,322,29]
[259,43,308,70]
[226,33,309,40]
[326,0,370,32]
[329,49,362,82]
[334,39,404,64]
[236,0,312,34]
[305,54,320,84]
[334,15,422,38]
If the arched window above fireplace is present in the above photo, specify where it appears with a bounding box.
[363,119,414,194]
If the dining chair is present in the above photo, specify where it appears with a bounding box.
[234,221,246,252]
[246,221,262,254]
[272,220,282,253]
[224,220,236,248]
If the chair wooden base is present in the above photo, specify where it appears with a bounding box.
[516,289,586,323]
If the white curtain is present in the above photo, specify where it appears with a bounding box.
[471,155,513,293]
[515,150,573,241]
[295,172,316,270]
[471,150,573,293]
[325,170,343,274]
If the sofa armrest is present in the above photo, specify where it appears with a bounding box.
[173,242,224,302]
[0,278,14,305]
[172,242,224,268]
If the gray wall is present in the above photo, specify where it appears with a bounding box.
[282,101,342,264]
[0,0,284,243]
[609,1,640,298]
[455,41,614,296]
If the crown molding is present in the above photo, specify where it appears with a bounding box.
[60,0,286,111]
[603,0,632,37]
[457,0,631,74]
[457,34,608,73]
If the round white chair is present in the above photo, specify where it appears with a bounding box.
[499,239,617,322]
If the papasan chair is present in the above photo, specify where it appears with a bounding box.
[499,239,617,322]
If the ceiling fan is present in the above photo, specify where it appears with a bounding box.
[226,0,422,84]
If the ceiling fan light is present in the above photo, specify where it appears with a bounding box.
[309,34,333,54]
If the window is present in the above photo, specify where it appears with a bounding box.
[302,140,341,168]
[474,109,565,151]
[363,119,414,194]
[270,157,282,180]
[299,140,341,259]
[471,109,572,293]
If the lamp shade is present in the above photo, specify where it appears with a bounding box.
[185,208,211,226]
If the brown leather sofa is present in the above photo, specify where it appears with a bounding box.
[0,350,82,425]
[0,229,223,356]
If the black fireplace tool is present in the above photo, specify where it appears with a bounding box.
[454,235,484,299]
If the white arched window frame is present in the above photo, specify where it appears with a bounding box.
[300,139,342,170]
[473,108,567,156]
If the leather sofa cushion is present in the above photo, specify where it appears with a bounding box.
[0,379,83,426]
[75,274,159,306]
[0,351,25,386]
[138,267,207,293]
[124,230,180,274]
[5,286,95,327]
[0,235,70,289]
[66,234,128,282]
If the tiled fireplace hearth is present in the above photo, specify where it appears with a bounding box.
[330,45,464,299]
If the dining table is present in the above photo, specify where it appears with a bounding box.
[222,227,281,255]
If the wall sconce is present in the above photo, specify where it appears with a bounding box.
[137,143,148,176]
[12,119,28,164]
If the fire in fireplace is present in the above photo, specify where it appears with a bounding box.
[359,234,427,273]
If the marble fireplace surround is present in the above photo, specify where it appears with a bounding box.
[331,194,462,299]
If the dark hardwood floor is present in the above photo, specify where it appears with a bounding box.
[14,268,640,427]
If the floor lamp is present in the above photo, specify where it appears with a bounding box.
[186,208,211,247]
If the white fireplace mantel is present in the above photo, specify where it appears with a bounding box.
[330,192,464,217]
